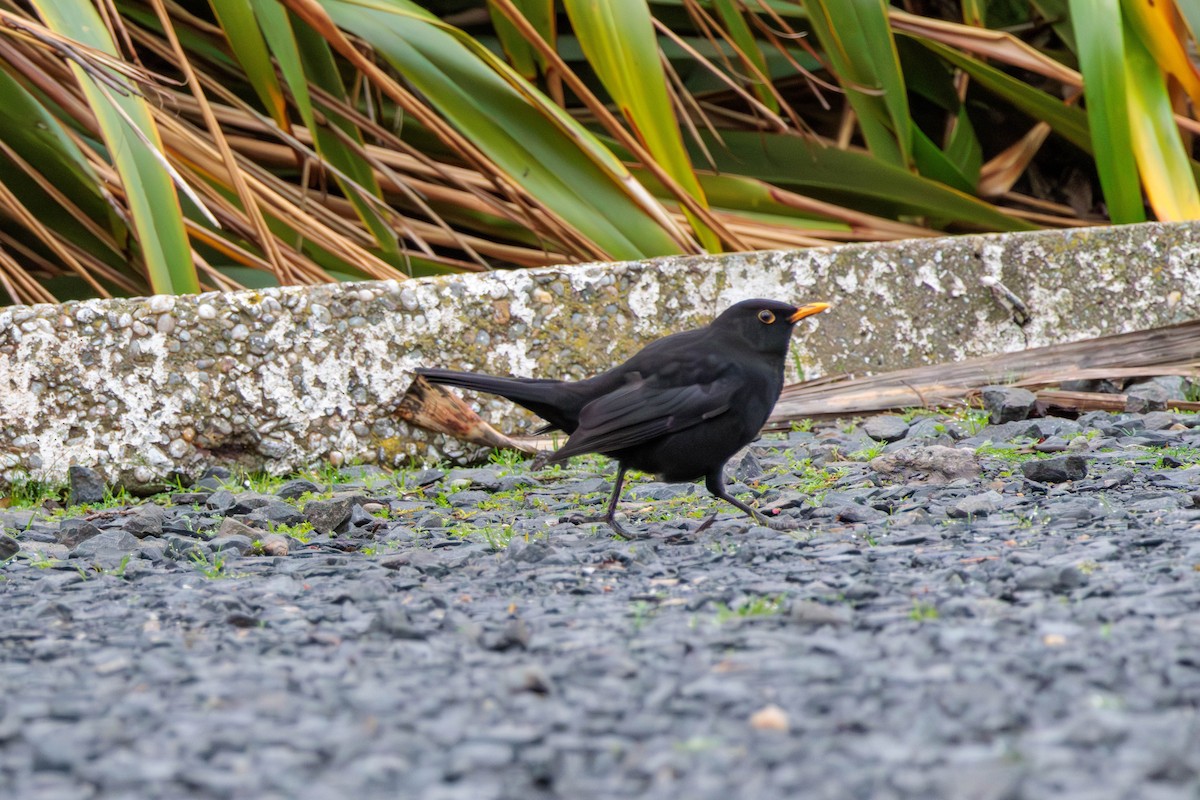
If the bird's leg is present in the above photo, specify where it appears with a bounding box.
[700,470,794,532]
[565,465,640,537]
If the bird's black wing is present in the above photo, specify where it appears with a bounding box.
[548,371,738,461]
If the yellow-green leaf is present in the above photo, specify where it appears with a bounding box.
[1123,25,1200,220]
[33,0,199,294]
[802,0,913,169]
[1068,0,1145,222]
[561,0,720,252]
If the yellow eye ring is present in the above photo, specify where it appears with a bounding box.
[757,310,776,324]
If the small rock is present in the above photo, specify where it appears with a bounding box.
[200,466,233,482]
[1141,411,1179,431]
[948,490,1003,519]
[789,600,852,627]
[344,504,378,530]
[1125,383,1169,413]
[1022,455,1087,483]
[481,617,531,651]
[980,385,1039,423]
[276,479,321,500]
[217,517,260,539]
[863,415,909,442]
[204,489,237,512]
[871,446,982,484]
[163,534,207,561]
[906,417,966,442]
[0,533,19,560]
[249,500,307,527]
[749,704,790,732]
[369,607,426,640]
[211,534,254,555]
[67,466,107,505]
[0,508,39,532]
[303,495,365,534]
[833,504,886,523]
[1127,376,1190,401]
[259,535,289,557]
[1015,565,1087,592]
[71,530,140,568]
[1034,436,1070,453]
[732,451,763,482]
[124,504,166,539]
[56,520,103,548]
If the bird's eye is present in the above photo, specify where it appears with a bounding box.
[757,310,776,324]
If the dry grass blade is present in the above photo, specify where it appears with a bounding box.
[771,319,1200,423]
[889,10,1082,87]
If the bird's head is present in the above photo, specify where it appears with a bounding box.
[711,298,830,355]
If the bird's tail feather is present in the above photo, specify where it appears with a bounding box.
[417,368,559,403]
[416,368,577,433]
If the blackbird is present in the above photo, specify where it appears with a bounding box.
[419,298,830,535]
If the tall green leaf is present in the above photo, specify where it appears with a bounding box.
[487,0,555,81]
[1069,0,1145,222]
[1122,23,1200,219]
[802,0,913,169]
[33,0,199,294]
[711,0,780,113]
[688,130,1035,231]
[318,0,684,260]
[208,0,289,128]
[562,0,719,251]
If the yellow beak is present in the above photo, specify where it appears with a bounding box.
[788,302,831,323]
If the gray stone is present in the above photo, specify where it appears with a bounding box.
[1014,565,1087,592]
[216,517,260,539]
[0,532,18,560]
[863,415,909,442]
[833,503,886,523]
[163,534,208,561]
[1128,376,1191,400]
[248,500,306,526]
[1034,436,1070,453]
[204,489,237,512]
[1022,455,1088,483]
[789,600,853,627]
[446,468,503,491]
[302,493,370,534]
[1141,411,1180,430]
[124,504,165,539]
[276,479,321,500]
[56,520,103,548]
[871,446,982,484]
[981,385,1039,423]
[0,508,39,532]
[1125,382,1170,413]
[67,466,107,505]
[907,417,967,442]
[211,534,254,555]
[70,530,140,568]
[732,451,764,482]
[949,490,1003,519]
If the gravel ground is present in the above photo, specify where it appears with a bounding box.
[2,408,1200,800]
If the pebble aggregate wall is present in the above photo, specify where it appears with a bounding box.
[2,221,1198,488]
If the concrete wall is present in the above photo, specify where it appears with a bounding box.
[2,221,1198,488]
